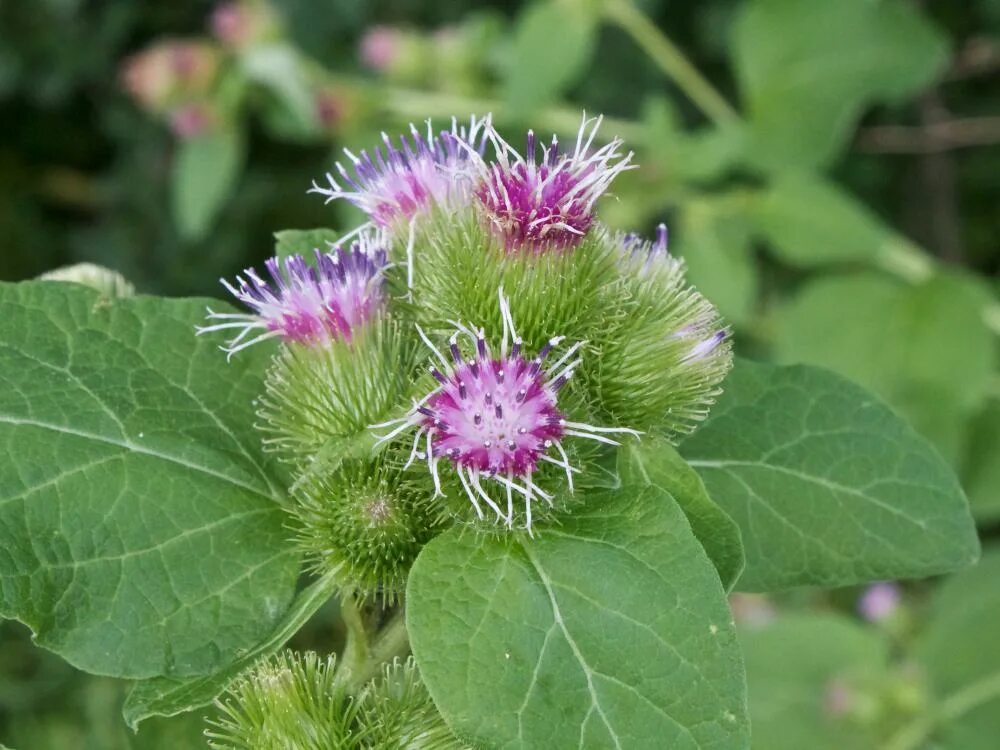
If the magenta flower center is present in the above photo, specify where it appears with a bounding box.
[421,350,566,477]
[476,161,594,252]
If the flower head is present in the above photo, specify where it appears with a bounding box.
[472,114,634,252]
[373,290,638,532]
[618,224,729,367]
[198,234,388,357]
[309,116,489,230]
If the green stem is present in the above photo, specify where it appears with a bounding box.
[603,0,739,125]
[334,595,370,691]
[334,597,411,692]
[882,671,1000,750]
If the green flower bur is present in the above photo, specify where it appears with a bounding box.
[291,460,439,601]
[257,320,415,465]
[590,226,733,437]
[360,657,468,749]
[207,651,360,750]
[403,208,618,348]
[207,652,463,750]
[372,291,638,534]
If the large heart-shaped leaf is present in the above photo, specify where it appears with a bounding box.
[407,486,750,749]
[123,569,340,730]
[0,281,298,679]
[679,359,978,591]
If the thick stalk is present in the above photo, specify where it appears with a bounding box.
[603,0,739,125]
[334,596,411,692]
[882,671,1000,750]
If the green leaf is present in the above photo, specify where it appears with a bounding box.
[679,359,979,591]
[274,228,342,261]
[749,174,920,268]
[773,272,997,464]
[740,614,887,750]
[674,199,757,327]
[911,549,1000,750]
[619,438,744,590]
[407,486,750,749]
[504,1,597,116]
[0,281,298,679]
[963,400,1000,523]
[732,0,949,168]
[241,44,318,135]
[641,97,746,183]
[123,569,340,730]
[171,128,244,241]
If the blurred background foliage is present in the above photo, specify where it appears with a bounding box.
[2,0,1000,747]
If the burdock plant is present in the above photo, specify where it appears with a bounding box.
[0,112,978,749]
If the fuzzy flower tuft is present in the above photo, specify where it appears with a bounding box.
[309,116,489,230]
[618,224,729,368]
[472,114,635,252]
[586,224,732,437]
[198,234,388,357]
[372,290,638,533]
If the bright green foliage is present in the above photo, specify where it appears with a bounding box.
[774,272,996,464]
[407,209,618,349]
[619,438,744,590]
[680,359,979,591]
[406,484,750,749]
[733,0,949,168]
[291,461,441,601]
[257,321,415,465]
[739,615,891,750]
[171,129,245,240]
[0,281,299,679]
[914,549,1000,750]
[124,570,341,730]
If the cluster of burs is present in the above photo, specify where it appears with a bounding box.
[200,113,732,606]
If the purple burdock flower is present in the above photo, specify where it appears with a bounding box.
[309,116,489,229]
[372,290,639,533]
[472,114,634,252]
[858,582,901,622]
[309,116,488,289]
[197,234,387,357]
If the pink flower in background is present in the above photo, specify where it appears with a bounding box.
[198,234,388,356]
[858,582,901,622]
[210,1,276,50]
[121,41,218,111]
[359,25,403,72]
[169,103,215,139]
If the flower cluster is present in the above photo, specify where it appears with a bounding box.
[372,291,637,531]
[199,110,731,583]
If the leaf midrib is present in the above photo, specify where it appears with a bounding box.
[0,413,273,501]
